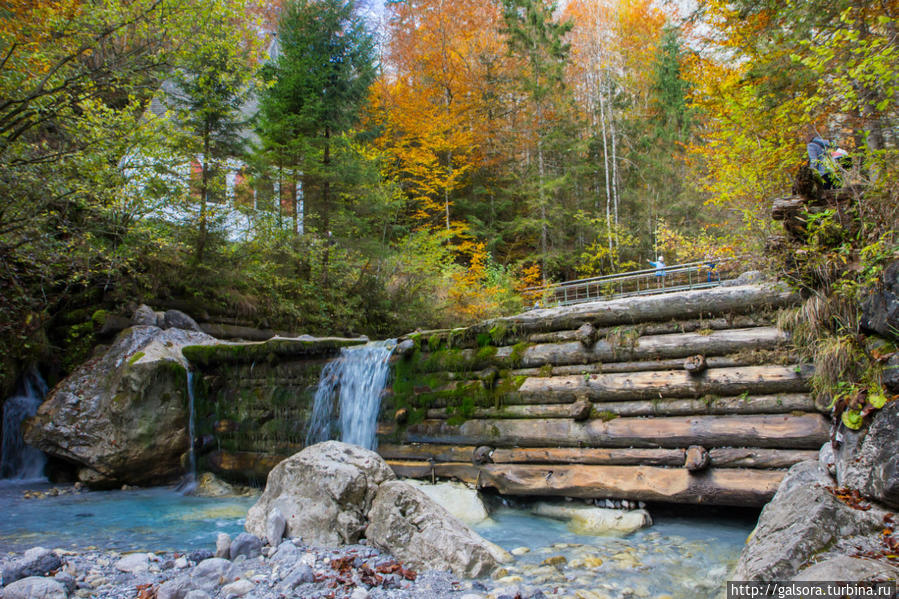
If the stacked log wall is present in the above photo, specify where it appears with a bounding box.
[378,284,825,507]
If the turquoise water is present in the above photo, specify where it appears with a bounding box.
[0,482,256,553]
[0,482,753,597]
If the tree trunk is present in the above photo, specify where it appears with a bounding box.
[197,123,210,264]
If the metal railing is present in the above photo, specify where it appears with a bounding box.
[525,257,743,306]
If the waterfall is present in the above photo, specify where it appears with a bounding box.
[306,340,395,450]
[177,370,198,494]
[1,368,48,481]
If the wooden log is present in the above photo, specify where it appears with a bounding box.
[708,447,818,468]
[378,443,474,463]
[516,365,810,403]
[414,327,790,373]
[685,445,710,471]
[477,464,784,506]
[400,413,829,449]
[498,285,797,333]
[527,315,770,344]
[490,447,686,466]
[379,445,817,470]
[386,460,480,484]
[425,394,817,419]
[510,353,799,377]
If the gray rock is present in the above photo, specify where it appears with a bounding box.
[191,558,236,592]
[836,400,899,509]
[818,442,836,477]
[349,587,369,599]
[132,305,157,326]
[366,480,502,578]
[215,533,232,559]
[245,441,395,546]
[184,592,212,599]
[229,533,262,560]
[163,310,201,332]
[860,261,899,342]
[883,353,899,394]
[156,576,193,599]
[23,326,216,486]
[265,507,286,547]
[279,564,314,590]
[1,548,63,586]
[733,461,889,581]
[115,553,150,574]
[52,573,75,595]
[2,577,67,599]
[793,556,899,581]
[221,579,254,598]
[271,541,300,565]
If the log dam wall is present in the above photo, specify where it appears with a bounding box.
[378,284,828,507]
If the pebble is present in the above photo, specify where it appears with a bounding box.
[174,557,189,569]
[510,547,530,556]
[221,578,254,598]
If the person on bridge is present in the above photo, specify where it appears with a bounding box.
[648,257,666,288]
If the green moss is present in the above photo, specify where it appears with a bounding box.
[91,309,108,326]
[538,364,554,377]
[509,342,531,367]
[489,322,509,345]
[596,410,618,422]
[428,334,442,353]
[182,337,365,367]
[127,351,145,365]
[476,332,492,347]
[476,345,498,362]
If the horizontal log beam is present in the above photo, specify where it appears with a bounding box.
[425,394,816,419]
[477,464,785,506]
[397,413,829,449]
[511,353,798,377]
[516,365,811,403]
[499,285,797,333]
[708,447,818,468]
[527,315,771,344]
[489,447,685,467]
[386,460,480,484]
[378,443,475,463]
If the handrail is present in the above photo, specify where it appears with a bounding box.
[524,256,744,306]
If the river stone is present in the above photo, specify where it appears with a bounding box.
[215,533,231,559]
[1,548,62,586]
[229,533,262,560]
[2,577,67,599]
[366,480,506,578]
[403,479,490,525]
[191,558,236,592]
[184,592,212,599]
[245,441,395,546]
[163,310,201,332]
[793,556,899,581]
[271,541,300,565]
[51,573,74,595]
[733,461,889,581]
[266,507,287,546]
[531,503,651,536]
[23,326,216,486]
[115,553,151,574]
[193,473,235,497]
[157,575,192,599]
[835,400,899,509]
[279,564,314,589]
[221,579,254,598]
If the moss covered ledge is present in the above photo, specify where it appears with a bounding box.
[182,335,367,367]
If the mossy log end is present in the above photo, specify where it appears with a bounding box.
[395,413,829,449]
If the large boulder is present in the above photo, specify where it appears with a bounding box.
[403,480,490,525]
[365,480,507,578]
[793,556,899,581]
[23,326,215,486]
[733,461,888,581]
[835,400,899,509]
[860,261,899,342]
[245,441,395,546]
[531,502,651,536]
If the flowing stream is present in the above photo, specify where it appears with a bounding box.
[1,368,47,481]
[306,340,395,450]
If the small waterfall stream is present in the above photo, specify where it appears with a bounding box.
[177,370,199,494]
[306,340,395,450]
[1,368,48,481]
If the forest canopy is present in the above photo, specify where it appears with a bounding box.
[1,0,896,392]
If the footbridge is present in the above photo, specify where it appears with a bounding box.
[378,283,825,507]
